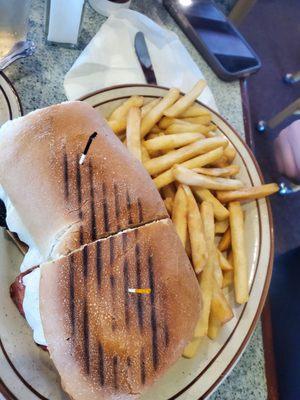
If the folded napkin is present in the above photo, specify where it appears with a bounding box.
[64,9,217,110]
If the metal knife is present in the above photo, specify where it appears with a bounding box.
[134,31,157,85]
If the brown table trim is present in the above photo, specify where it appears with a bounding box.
[261,301,280,400]
[240,78,279,400]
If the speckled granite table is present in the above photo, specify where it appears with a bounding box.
[2,0,267,399]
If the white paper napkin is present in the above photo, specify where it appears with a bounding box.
[64,9,217,110]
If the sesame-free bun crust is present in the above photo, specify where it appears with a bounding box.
[0,101,167,258]
[40,219,201,400]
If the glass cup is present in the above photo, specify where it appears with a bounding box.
[0,0,31,57]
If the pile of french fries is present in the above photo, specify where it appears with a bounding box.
[106,80,279,358]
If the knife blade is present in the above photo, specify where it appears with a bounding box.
[134,31,157,85]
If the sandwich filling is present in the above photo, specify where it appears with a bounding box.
[0,186,47,345]
[0,186,45,271]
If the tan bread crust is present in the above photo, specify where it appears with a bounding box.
[0,101,167,258]
[40,219,201,400]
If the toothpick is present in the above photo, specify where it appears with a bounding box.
[128,288,151,294]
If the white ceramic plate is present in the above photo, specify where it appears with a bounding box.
[0,72,22,125]
[0,84,273,400]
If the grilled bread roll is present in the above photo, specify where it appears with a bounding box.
[0,101,167,260]
[40,219,201,400]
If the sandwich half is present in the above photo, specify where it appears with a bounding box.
[40,219,200,399]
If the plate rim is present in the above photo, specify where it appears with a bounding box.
[0,71,23,400]
[0,84,273,400]
[0,71,23,119]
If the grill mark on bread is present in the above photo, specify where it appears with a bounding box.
[137,198,143,223]
[135,243,144,331]
[126,189,133,224]
[88,161,97,241]
[122,231,128,251]
[83,298,90,375]
[140,348,146,385]
[126,356,131,367]
[76,154,84,245]
[110,275,115,288]
[148,252,159,370]
[110,236,117,331]
[76,156,83,220]
[164,323,170,347]
[96,240,103,287]
[69,253,75,335]
[110,235,115,265]
[114,183,120,229]
[123,258,130,327]
[112,355,119,390]
[98,343,105,386]
[83,245,89,279]
[63,148,69,200]
[102,183,110,232]
[79,226,84,246]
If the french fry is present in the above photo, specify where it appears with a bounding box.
[217,249,233,271]
[141,98,160,118]
[144,137,227,176]
[153,147,224,189]
[141,88,180,137]
[126,107,142,161]
[208,314,221,340]
[165,122,216,135]
[216,183,279,203]
[164,198,173,215]
[180,103,211,117]
[211,155,229,168]
[214,254,223,287]
[144,132,204,154]
[146,131,164,139]
[229,202,249,304]
[218,228,231,251]
[211,282,234,324]
[109,96,144,121]
[181,115,211,125]
[107,119,126,135]
[160,183,176,201]
[172,185,188,247]
[149,124,161,134]
[108,96,144,134]
[164,80,206,117]
[227,250,233,265]
[173,165,244,191]
[159,116,211,130]
[193,200,216,338]
[182,337,202,358]
[200,201,215,250]
[222,270,233,288]
[224,143,236,163]
[193,165,240,178]
[215,219,229,234]
[158,117,182,130]
[185,233,192,258]
[200,201,223,287]
[193,188,229,221]
[184,186,208,273]
[205,131,218,138]
[194,252,215,337]
[141,143,150,163]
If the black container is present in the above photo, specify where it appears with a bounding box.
[163,0,261,81]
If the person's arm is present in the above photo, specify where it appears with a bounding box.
[274,120,300,183]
